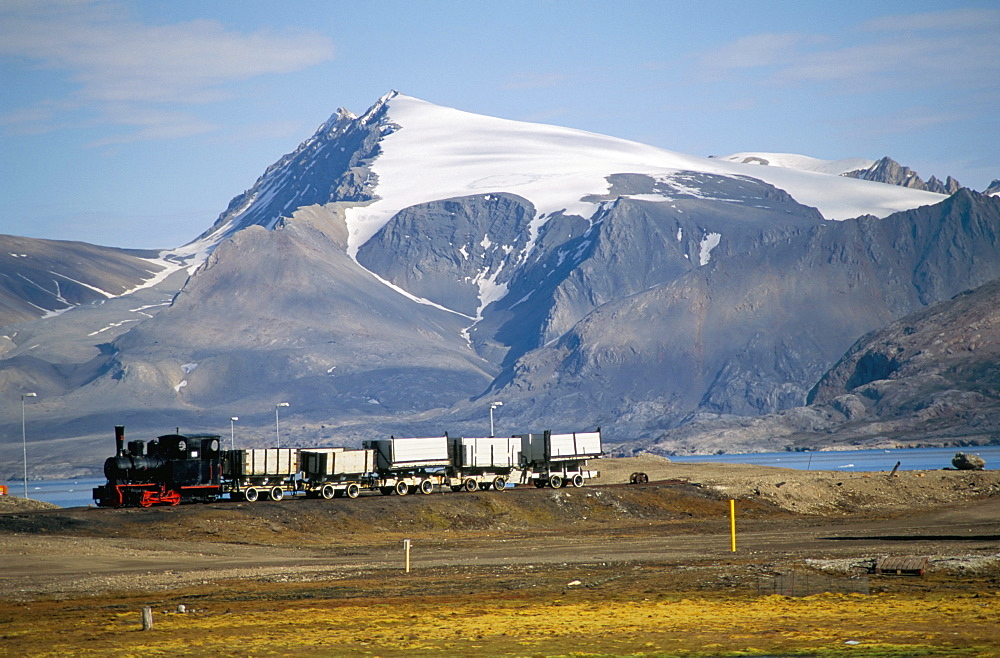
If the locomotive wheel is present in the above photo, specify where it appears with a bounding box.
[243,487,259,502]
[379,487,393,496]
[548,475,563,489]
[492,476,506,491]
[269,487,284,501]
[395,480,409,496]
[345,483,360,499]
[463,478,478,492]
[571,474,585,488]
[630,472,649,485]
[450,485,463,492]
[533,479,546,488]
[419,479,434,494]
[321,484,336,500]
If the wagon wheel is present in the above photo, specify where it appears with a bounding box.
[395,480,409,496]
[379,486,394,496]
[548,475,563,489]
[269,486,284,501]
[321,484,336,500]
[635,472,649,485]
[243,487,259,502]
[345,483,360,499]
[533,479,546,488]
[492,476,507,491]
[571,474,584,488]
[419,479,434,494]
[463,478,478,492]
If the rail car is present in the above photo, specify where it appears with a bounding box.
[93,426,602,508]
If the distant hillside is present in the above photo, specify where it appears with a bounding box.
[636,273,1000,455]
[0,234,166,331]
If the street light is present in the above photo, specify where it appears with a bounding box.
[229,416,238,450]
[489,401,503,437]
[21,392,37,499]
[274,403,289,449]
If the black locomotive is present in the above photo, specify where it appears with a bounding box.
[93,425,224,507]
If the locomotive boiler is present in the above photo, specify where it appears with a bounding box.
[93,425,224,507]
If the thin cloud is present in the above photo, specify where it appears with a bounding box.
[861,8,1000,32]
[503,72,568,90]
[700,8,1000,92]
[700,33,825,71]
[0,0,335,142]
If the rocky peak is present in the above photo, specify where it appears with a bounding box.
[843,156,963,194]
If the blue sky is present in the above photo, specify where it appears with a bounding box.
[1,0,998,249]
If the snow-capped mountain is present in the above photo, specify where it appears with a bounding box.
[4,92,1000,474]
[179,92,944,318]
[715,152,876,176]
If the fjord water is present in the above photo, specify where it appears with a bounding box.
[669,445,1000,472]
[4,446,997,508]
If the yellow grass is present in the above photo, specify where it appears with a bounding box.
[4,585,998,657]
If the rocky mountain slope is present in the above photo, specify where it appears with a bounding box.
[0,234,167,329]
[638,272,1000,455]
[843,156,963,195]
[492,190,1000,437]
[2,92,997,475]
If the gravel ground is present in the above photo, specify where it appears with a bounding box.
[2,456,999,601]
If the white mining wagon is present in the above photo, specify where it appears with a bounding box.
[363,436,452,495]
[516,429,602,488]
[300,447,375,499]
[446,436,520,491]
[223,448,300,501]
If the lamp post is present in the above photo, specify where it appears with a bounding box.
[274,403,289,449]
[21,392,37,499]
[230,416,238,450]
[489,401,503,437]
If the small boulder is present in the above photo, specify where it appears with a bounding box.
[952,452,986,470]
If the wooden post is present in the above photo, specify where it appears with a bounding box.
[403,538,411,573]
[729,499,737,552]
[141,606,153,631]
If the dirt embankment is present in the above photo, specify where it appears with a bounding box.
[600,455,1000,515]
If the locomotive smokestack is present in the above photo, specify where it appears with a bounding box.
[114,425,126,457]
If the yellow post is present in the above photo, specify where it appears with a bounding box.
[729,499,737,552]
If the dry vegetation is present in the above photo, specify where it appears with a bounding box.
[2,456,1000,657]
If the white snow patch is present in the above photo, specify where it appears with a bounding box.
[699,232,721,266]
[175,380,187,392]
[87,318,141,336]
[365,269,473,320]
[181,363,199,374]
[48,271,115,297]
[676,226,683,241]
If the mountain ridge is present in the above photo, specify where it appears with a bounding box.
[1,93,997,478]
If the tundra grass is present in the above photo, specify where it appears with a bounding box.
[3,580,997,657]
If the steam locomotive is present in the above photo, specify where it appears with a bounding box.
[93,425,603,508]
[94,426,225,507]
